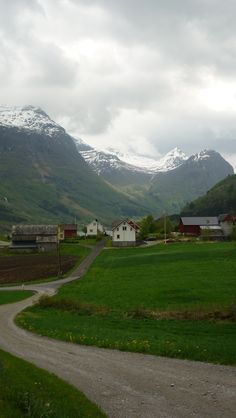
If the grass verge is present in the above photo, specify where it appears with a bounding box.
[0,291,33,305]
[0,349,106,418]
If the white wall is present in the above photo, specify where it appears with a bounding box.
[112,221,136,242]
[220,221,233,237]
[87,220,104,236]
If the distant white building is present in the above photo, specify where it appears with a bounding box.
[218,214,235,237]
[86,219,104,236]
[112,219,140,247]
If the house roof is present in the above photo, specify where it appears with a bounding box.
[59,224,77,231]
[12,225,58,235]
[218,213,236,222]
[180,217,219,226]
[112,218,140,231]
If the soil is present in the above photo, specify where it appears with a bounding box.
[0,253,78,284]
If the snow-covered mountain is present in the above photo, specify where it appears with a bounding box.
[0,105,64,137]
[74,139,188,176]
[0,105,149,224]
[79,148,152,175]
[113,147,188,173]
[149,149,234,214]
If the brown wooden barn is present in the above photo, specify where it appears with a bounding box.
[11,225,58,251]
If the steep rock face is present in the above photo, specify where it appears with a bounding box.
[148,150,234,214]
[0,106,147,228]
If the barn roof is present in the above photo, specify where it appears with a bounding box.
[180,217,219,226]
[12,225,58,235]
[59,224,77,231]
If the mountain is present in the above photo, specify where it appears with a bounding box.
[75,147,152,187]
[181,174,236,216]
[74,142,188,180]
[0,105,148,229]
[148,150,234,214]
[74,142,189,196]
[112,147,188,173]
[74,137,234,216]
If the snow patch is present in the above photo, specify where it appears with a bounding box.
[0,105,64,137]
[79,146,188,175]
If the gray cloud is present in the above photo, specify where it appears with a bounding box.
[0,0,236,167]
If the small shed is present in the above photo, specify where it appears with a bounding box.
[112,219,140,247]
[11,225,58,251]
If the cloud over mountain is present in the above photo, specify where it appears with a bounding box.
[0,0,236,167]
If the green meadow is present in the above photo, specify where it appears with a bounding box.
[17,242,236,365]
[0,349,106,418]
[0,291,33,305]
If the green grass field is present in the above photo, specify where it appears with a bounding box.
[17,242,236,365]
[60,243,91,259]
[0,349,106,418]
[0,291,33,305]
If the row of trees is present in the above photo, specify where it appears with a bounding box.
[138,214,174,240]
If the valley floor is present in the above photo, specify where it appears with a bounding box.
[17,241,236,365]
[0,241,235,417]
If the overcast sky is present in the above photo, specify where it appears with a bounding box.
[1,0,236,167]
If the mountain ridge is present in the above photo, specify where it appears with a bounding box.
[181,174,236,216]
[0,105,148,229]
[0,105,234,228]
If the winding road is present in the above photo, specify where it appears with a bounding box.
[0,241,235,418]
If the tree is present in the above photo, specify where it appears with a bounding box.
[155,216,173,235]
[230,223,236,241]
[139,215,156,239]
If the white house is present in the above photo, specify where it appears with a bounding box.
[218,214,235,237]
[86,219,104,236]
[112,219,140,247]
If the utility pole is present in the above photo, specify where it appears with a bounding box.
[164,212,167,244]
[57,239,62,278]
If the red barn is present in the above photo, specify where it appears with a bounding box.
[59,224,77,240]
[179,217,219,236]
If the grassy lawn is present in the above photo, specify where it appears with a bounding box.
[0,349,106,418]
[78,238,100,246]
[0,291,33,305]
[17,242,236,365]
[60,243,91,257]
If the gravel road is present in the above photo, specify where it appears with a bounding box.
[0,241,235,418]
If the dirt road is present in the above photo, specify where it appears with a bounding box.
[0,241,235,418]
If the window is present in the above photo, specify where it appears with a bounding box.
[117,234,120,239]
[130,227,133,231]
[123,226,127,231]
[117,228,119,231]
[90,229,93,232]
